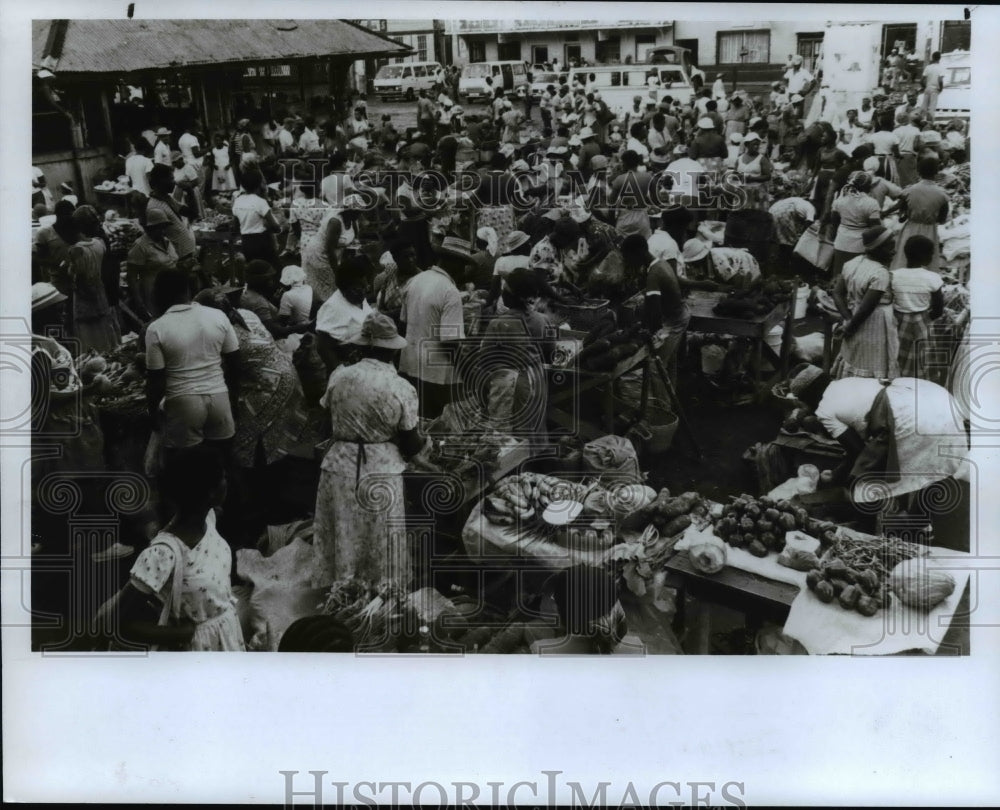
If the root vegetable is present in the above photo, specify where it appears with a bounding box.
[855,595,879,617]
[815,581,835,603]
[748,540,768,558]
[838,584,860,610]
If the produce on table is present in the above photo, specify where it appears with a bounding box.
[805,533,930,616]
[620,489,708,535]
[712,494,810,555]
[712,278,794,318]
[889,559,956,612]
[482,472,590,527]
[688,531,727,574]
[577,321,649,373]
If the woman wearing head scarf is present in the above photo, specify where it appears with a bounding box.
[889,157,950,272]
[311,312,426,591]
[863,156,903,212]
[67,206,121,353]
[831,225,900,380]
[283,181,330,260]
[785,363,969,549]
[733,132,773,211]
[829,171,882,277]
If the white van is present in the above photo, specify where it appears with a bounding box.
[567,64,697,115]
[459,61,529,103]
[935,50,970,124]
[373,61,443,101]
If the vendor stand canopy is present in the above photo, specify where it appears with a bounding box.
[32,19,411,75]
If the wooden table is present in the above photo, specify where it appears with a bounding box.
[663,549,970,656]
[685,290,795,393]
[545,340,657,442]
[94,189,135,218]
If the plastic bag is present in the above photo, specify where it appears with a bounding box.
[767,464,820,500]
[582,435,642,485]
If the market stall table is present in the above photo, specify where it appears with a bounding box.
[686,289,795,393]
[546,335,659,442]
[664,537,971,656]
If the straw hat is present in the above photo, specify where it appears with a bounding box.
[728,132,745,145]
[155,126,171,136]
[697,117,715,129]
[742,132,762,144]
[788,363,824,398]
[352,312,407,350]
[31,282,67,312]
[682,238,710,263]
[578,126,595,140]
[500,230,530,254]
[589,154,609,170]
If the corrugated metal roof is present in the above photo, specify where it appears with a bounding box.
[32,19,411,74]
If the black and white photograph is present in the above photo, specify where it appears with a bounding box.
[4,2,999,805]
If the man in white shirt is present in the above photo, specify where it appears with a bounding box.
[277,117,297,156]
[783,55,814,99]
[921,51,946,120]
[711,73,727,100]
[298,116,322,154]
[153,127,173,165]
[315,254,373,372]
[125,145,154,195]
[177,124,202,167]
[398,245,466,419]
[664,144,704,204]
[625,122,650,164]
[145,268,241,451]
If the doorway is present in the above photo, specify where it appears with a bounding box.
[881,23,917,59]
[674,38,700,68]
[796,33,823,74]
[564,44,581,67]
[532,45,549,66]
[498,41,522,62]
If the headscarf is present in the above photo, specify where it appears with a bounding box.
[841,170,873,196]
[280,264,307,288]
[70,204,102,239]
[476,226,499,257]
[194,287,249,331]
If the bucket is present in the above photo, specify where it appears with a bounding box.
[765,325,784,355]
[701,344,727,375]
[794,284,809,319]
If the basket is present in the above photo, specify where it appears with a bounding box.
[553,298,610,331]
[770,381,801,412]
[614,396,679,455]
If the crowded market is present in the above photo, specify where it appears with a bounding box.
[28,18,973,656]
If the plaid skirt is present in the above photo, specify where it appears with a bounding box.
[895,310,931,379]
[832,304,900,380]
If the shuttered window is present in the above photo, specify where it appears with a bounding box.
[716,30,771,64]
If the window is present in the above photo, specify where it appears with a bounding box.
[610,71,622,87]
[941,20,971,52]
[469,40,486,63]
[416,34,428,62]
[596,36,621,64]
[532,45,548,64]
[512,64,525,75]
[716,30,771,64]
[498,41,521,61]
[635,34,657,63]
[796,33,823,74]
[402,66,412,78]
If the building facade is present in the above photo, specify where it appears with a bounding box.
[443,20,674,68]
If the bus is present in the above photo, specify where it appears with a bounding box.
[567,64,698,114]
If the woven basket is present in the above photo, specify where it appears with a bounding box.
[553,298,610,331]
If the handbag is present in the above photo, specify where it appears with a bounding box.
[793,221,835,272]
[92,533,189,651]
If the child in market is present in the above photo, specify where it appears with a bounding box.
[278,264,314,329]
[891,234,945,380]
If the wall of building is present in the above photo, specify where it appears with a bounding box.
[671,21,821,68]
[452,27,673,67]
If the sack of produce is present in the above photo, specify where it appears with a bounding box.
[582,434,642,485]
[687,527,727,575]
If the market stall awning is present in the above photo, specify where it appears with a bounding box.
[31,19,412,75]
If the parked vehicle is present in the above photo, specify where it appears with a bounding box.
[459,61,529,102]
[644,45,706,90]
[567,63,697,114]
[935,50,970,123]
[373,61,443,101]
[528,71,567,99]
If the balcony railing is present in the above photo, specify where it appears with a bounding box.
[443,19,669,35]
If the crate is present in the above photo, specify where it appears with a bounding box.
[552,298,610,332]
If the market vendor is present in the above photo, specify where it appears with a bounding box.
[315,253,373,374]
[677,237,761,291]
[311,312,426,590]
[621,233,689,390]
[126,207,179,320]
[241,260,314,342]
[479,267,555,439]
[786,363,969,549]
[146,164,198,270]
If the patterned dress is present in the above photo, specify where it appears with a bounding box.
[890,180,950,272]
[832,255,900,380]
[230,310,321,468]
[311,358,419,590]
[68,238,121,353]
[129,509,245,651]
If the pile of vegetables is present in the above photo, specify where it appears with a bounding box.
[805,534,933,616]
[620,489,708,537]
[712,278,794,319]
[781,407,825,435]
[712,494,810,558]
[73,345,144,403]
[319,579,408,651]
[577,320,649,373]
[483,472,591,526]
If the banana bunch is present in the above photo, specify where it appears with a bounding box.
[482,472,589,527]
